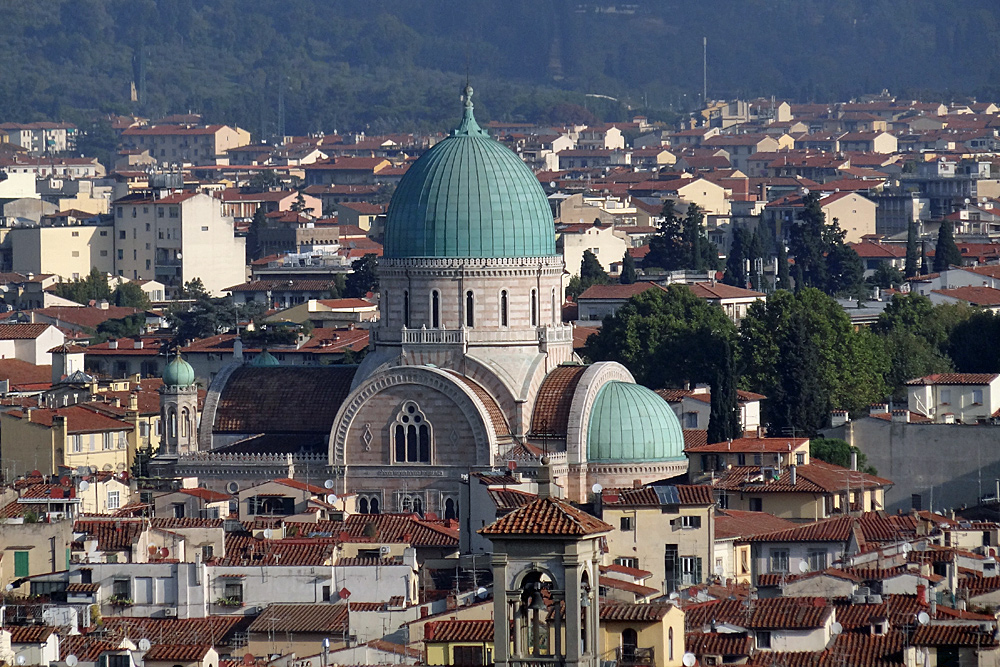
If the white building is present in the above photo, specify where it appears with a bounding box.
[906,373,1000,424]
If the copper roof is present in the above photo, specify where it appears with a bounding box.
[425,619,494,642]
[530,364,588,436]
[247,603,349,634]
[214,366,358,434]
[480,496,612,537]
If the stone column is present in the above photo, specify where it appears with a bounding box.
[492,552,511,667]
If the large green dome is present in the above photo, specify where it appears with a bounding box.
[587,381,685,463]
[162,355,195,388]
[383,86,556,259]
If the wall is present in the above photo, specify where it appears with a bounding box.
[829,417,1000,514]
[10,225,114,279]
[0,519,72,593]
[179,194,247,296]
[0,411,64,476]
[558,225,629,275]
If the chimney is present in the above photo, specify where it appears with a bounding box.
[536,456,559,499]
[917,584,927,604]
[756,425,764,439]
[891,409,910,423]
[790,465,797,486]
[97,299,109,310]
[108,340,118,350]
[128,392,138,412]
[869,403,889,416]
[850,451,858,472]
[930,599,937,618]
[134,339,143,350]
[233,336,243,363]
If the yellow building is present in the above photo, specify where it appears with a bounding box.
[425,619,494,666]
[601,485,715,595]
[0,404,133,476]
[599,602,686,667]
[9,223,114,280]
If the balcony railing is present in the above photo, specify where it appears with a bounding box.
[615,647,655,667]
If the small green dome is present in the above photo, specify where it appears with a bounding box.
[162,355,195,388]
[587,381,685,463]
[251,350,280,367]
[383,86,556,259]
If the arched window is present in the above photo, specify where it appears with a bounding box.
[465,290,475,327]
[358,497,369,514]
[393,401,432,463]
[551,288,557,324]
[431,290,440,328]
[403,290,410,327]
[444,497,457,520]
[500,290,509,327]
[668,627,674,661]
[412,497,423,516]
[180,408,189,438]
[401,496,412,513]
[530,289,538,326]
[622,629,638,660]
[369,496,380,514]
[168,409,177,439]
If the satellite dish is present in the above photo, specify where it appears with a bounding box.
[831,622,843,635]
[669,592,680,601]
[798,561,809,573]
[917,611,930,625]
[592,483,603,495]
[476,587,488,599]
[67,655,79,667]
[901,543,913,555]
[263,528,274,539]
[138,639,152,651]
[159,547,169,558]
[324,479,335,489]
[326,494,338,504]
[103,463,113,471]
[715,564,724,576]
[4,583,13,592]
[682,653,697,667]
[17,657,26,666]
[78,480,90,492]
[226,481,240,494]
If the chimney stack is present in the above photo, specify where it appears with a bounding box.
[790,465,797,486]
[850,451,858,472]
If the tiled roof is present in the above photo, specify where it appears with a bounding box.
[687,282,766,300]
[687,435,808,453]
[685,597,832,630]
[715,510,800,540]
[714,460,892,493]
[577,282,666,300]
[247,603,348,634]
[488,487,536,511]
[151,517,225,529]
[685,632,753,657]
[66,582,101,593]
[0,323,53,339]
[215,535,335,566]
[479,496,612,537]
[6,404,132,434]
[213,366,358,434]
[747,513,915,545]
[59,635,119,662]
[600,563,653,579]
[102,616,249,649]
[932,285,1000,306]
[905,373,1000,386]
[599,485,713,506]
[599,602,673,622]
[598,576,658,597]
[74,518,145,551]
[174,487,231,503]
[9,625,56,643]
[225,279,343,293]
[425,619,494,642]
[31,305,142,329]
[300,513,460,548]
[143,644,213,661]
[531,364,588,436]
[0,358,52,388]
[912,624,998,647]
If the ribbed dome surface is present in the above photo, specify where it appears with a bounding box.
[383,87,556,259]
[251,350,280,367]
[587,381,685,463]
[163,356,195,388]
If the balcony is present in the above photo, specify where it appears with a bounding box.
[615,647,655,667]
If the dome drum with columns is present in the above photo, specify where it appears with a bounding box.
[191,86,688,514]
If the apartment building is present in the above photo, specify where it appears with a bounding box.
[113,192,246,297]
[9,222,114,279]
[120,125,251,165]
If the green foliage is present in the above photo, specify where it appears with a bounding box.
[776,241,791,291]
[934,221,963,272]
[584,284,736,389]
[809,437,877,475]
[94,314,146,343]
[344,253,379,299]
[866,262,904,290]
[707,338,741,444]
[619,252,637,285]
[53,267,112,304]
[246,205,267,262]
[788,196,864,297]
[568,250,609,299]
[112,281,152,309]
[723,226,747,287]
[949,311,1000,373]
[644,202,718,272]
[247,170,282,193]
[905,222,919,278]
[739,288,890,433]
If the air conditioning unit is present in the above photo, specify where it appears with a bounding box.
[379,545,391,555]
[163,608,177,617]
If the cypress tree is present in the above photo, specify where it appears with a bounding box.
[708,339,742,444]
[620,251,637,284]
[724,227,747,287]
[904,222,919,278]
[777,241,791,290]
[933,220,962,272]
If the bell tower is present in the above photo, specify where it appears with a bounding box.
[158,354,199,457]
[480,459,610,667]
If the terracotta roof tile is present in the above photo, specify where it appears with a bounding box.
[143,644,213,661]
[59,635,119,662]
[102,616,249,648]
[685,597,832,630]
[577,283,666,300]
[425,619,494,643]
[715,510,800,540]
[488,488,536,511]
[447,371,510,437]
[0,359,52,388]
[531,365,588,436]
[0,323,53,339]
[480,497,612,537]
[247,603,348,634]
[599,602,673,622]
[685,632,753,658]
[9,625,56,643]
[687,436,809,453]
[598,576,658,597]
[214,366,358,435]
[912,624,998,647]
[905,373,1000,385]
[31,306,142,329]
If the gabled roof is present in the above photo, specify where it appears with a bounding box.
[247,603,348,634]
[714,509,799,540]
[425,619,494,643]
[687,282,765,300]
[479,496,612,537]
[932,285,1000,307]
[0,323,53,339]
[577,282,666,300]
[143,644,214,661]
[713,460,892,493]
[686,435,808,454]
[685,596,832,630]
[600,602,674,622]
[905,373,1000,386]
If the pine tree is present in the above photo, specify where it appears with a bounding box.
[933,220,962,272]
[620,251,637,284]
[644,199,686,271]
[707,339,741,444]
[904,222,919,278]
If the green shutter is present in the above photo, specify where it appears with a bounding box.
[694,557,703,585]
[14,550,29,577]
[66,548,71,569]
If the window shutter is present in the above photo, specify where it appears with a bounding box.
[691,516,702,528]
[694,557,703,584]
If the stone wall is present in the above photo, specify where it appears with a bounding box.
[827,417,1000,514]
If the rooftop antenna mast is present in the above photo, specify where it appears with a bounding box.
[702,37,708,104]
